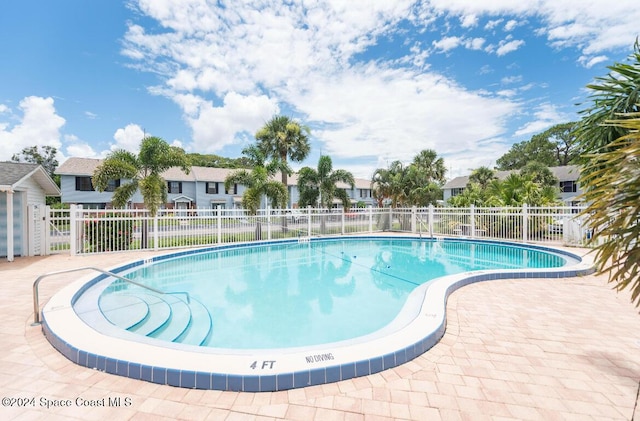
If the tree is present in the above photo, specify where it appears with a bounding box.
[496,122,580,170]
[224,145,288,215]
[297,155,355,210]
[468,166,497,189]
[574,40,640,162]
[255,115,311,189]
[12,145,61,204]
[519,161,558,188]
[371,160,408,208]
[405,149,446,206]
[575,40,640,306]
[12,145,59,176]
[186,153,253,169]
[371,150,446,208]
[93,136,191,216]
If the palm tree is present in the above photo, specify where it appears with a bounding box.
[297,155,355,210]
[93,136,191,215]
[580,118,640,307]
[468,166,496,189]
[92,136,191,248]
[371,161,408,208]
[412,149,447,185]
[255,115,311,190]
[297,155,354,233]
[574,39,640,162]
[224,145,288,239]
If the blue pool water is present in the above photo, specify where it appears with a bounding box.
[98,238,568,349]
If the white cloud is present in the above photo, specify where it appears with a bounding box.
[111,124,147,152]
[428,0,639,62]
[432,36,462,53]
[514,103,569,137]
[485,19,504,30]
[495,39,525,56]
[460,14,478,28]
[464,37,485,50]
[119,0,637,180]
[433,36,485,53]
[0,96,65,161]
[501,75,523,84]
[288,64,518,166]
[176,92,279,153]
[578,55,609,69]
[503,19,518,31]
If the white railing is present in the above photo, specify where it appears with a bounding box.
[44,204,590,256]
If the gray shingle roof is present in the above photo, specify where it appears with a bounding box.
[0,161,60,195]
[443,165,580,189]
[0,162,39,185]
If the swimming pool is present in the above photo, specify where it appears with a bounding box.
[41,236,594,391]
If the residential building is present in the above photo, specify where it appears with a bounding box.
[442,165,582,204]
[55,157,375,210]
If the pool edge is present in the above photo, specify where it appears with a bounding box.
[40,236,595,392]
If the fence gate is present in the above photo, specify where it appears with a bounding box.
[27,204,44,256]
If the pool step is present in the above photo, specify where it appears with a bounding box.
[127,293,172,336]
[98,291,213,346]
[175,298,213,346]
[99,294,148,329]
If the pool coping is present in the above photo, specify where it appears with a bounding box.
[41,236,595,392]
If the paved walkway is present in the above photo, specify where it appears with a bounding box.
[0,250,638,420]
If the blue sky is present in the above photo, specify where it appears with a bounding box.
[1,1,638,179]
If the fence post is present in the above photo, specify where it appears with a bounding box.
[522,203,528,242]
[341,208,345,235]
[153,212,159,251]
[428,204,434,238]
[368,207,373,233]
[44,205,51,255]
[267,206,272,240]
[411,206,417,234]
[217,208,222,244]
[69,204,77,255]
[307,206,312,237]
[470,204,476,237]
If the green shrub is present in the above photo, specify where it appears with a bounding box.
[83,213,135,252]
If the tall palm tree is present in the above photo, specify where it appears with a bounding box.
[371,160,408,208]
[412,149,447,185]
[93,136,191,216]
[224,145,288,215]
[297,155,355,210]
[468,166,496,189]
[255,115,311,190]
[93,136,191,248]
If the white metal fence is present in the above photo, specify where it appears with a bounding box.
[42,204,590,256]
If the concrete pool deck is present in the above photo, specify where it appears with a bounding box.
[1,249,639,420]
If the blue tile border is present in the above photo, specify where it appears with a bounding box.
[42,236,595,392]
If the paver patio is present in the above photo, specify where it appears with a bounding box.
[0,248,638,420]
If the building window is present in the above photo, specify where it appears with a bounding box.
[451,187,465,197]
[206,182,218,194]
[225,183,237,194]
[105,179,120,192]
[560,181,577,193]
[75,176,94,191]
[168,181,182,194]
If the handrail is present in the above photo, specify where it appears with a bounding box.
[32,266,190,326]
